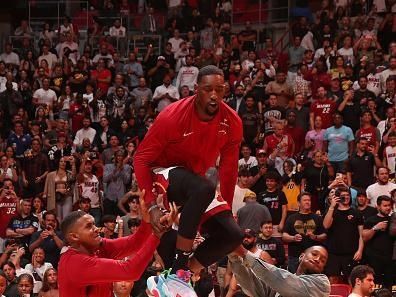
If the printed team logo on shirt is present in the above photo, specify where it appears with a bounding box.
[347,215,354,220]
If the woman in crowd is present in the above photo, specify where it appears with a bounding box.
[282,159,302,214]
[34,106,52,134]
[0,155,18,185]
[43,156,77,221]
[16,273,35,297]
[38,268,59,297]
[305,115,326,158]
[32,196,46,230]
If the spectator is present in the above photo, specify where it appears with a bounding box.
[43,156,76,221]
[362,195,394,288]
[287,36,306,83]
[265,72,293,109]
[21,138,49,197]
[152,74,179,113]
[256,221,285,267]
[130,77,153,112]
[109,19,126,57]
[7,121,32,158]
[90,59,112,95]
[2,261,18,296]
[103,150,131,216]
[38,267,59,297]
[29,211,63,268]
[366,167,396,207]
[73,117,96,148]
[175,55,198,92]
[288,93,310,133]
[0,179,19,253]
[282,192,327,273]
[6,198,39,247]
[238,144,257,169]
[16,273,34,297]
[356,191,378,221]
[284,110,305,155]
[347,137,382,190]
[257,171,287,237]
[232,168,250,216]
[0,43,20,68]
[348,265,375,297]
[117,192,141,236]
[323,186,364,284]
[241,229,268,261]
[123,53,143,91]
[24,247,53,294]
[337,89,362,133]
[263,122,295,158]
[310,86,337,130]
[305,116,326,158]
[323,112,354,173]
[237,190,271,233]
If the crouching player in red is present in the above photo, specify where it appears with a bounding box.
[58,190,176,297]
[134,66,245,296]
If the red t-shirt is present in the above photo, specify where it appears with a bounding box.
[264,133,294,157]
[356,126,378,147]
[58,222,159,297]
[134,95,243,206]
[0,195,18,237]
[284,126,305,154]
[310,99,337,129]
[90,69,112,94]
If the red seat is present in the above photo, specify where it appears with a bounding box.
[330,284,352,297]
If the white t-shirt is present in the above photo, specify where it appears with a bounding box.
[337,47,355,65]
[232,184,249,216]
[168,37,184,53]
[238,156,258,169]
[33,88,57,107]
[38,52,58,69]
[366,182,396,207]
[25,262,53,294]
[367,72,382,96]
[384,145,396,174]
[109,26,126,37]
[153,84,180,112]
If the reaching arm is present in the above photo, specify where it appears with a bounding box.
[219,117,243,206]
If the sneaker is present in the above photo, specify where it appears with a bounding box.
[146,269,198,297]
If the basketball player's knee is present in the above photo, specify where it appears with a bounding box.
[197,179,216,204]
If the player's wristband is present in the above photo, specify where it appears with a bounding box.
[148,204,159,213]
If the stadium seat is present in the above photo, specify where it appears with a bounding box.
[330,284,352,297]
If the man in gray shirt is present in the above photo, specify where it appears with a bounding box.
[229,245,330,297]
[237,190,271,233]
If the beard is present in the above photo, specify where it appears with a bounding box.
[242,241,255,250]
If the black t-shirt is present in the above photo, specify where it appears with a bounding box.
[325,208,363,255]
[363,215,393,258]
[348,152,375,189]
[249,166,267,195]
[256,236,285,266]
[29,230,64,268]
[8,214,39,247]
[357,206,378,222]
[353,89,376,104]
[337,99,361,133]
[50,75,67,97]
[240,110,260,143]
[284,213,326,257]
[262,107,285,134]
[302,164,329,194]
[69,70,88,94]
[257,189,287,225]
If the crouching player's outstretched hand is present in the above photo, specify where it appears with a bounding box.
[138,189,178,238]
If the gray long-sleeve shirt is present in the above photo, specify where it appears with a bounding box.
[229,252,330,297]
[103,164,131,201]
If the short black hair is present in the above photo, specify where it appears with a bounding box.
[43,210,57,221]
[260,220,273,227]
[127,195,139,203]
[265,171,280,182]
[197,65,224,83]
[127,218,141,228]
[60,211,86,237]
[376,195,391,206]
[17,273,34,285]
[101,214,116,225]
[349,265,374,287]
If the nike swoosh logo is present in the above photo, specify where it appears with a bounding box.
[183,132,194,137]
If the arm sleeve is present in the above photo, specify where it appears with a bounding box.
[219,116,243,206]
[66,234,159,286]
[245,252,331,297]
[100,221,155,259]
[133,112,171,204]
[228,255,270,297]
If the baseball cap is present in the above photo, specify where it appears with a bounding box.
[257,149,267,155]
[244,229,257,238]
[157,55,166,61]
[243,189,256,201]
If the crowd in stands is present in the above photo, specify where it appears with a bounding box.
[0,0,395,296]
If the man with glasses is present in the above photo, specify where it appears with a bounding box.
[323,186,364,284]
